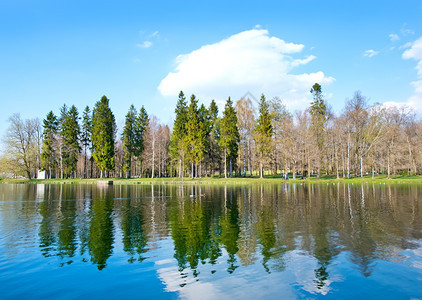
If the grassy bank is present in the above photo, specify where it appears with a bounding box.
[1,174,422,185]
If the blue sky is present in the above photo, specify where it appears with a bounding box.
[1,0,422,143]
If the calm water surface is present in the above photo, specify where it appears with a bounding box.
[0,183,421,299]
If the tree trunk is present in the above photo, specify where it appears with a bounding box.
[60,147,63,179]
[407,137,414,175]
[260,152,263,179]
[248,138,252,177]
[90,158,93,179]
[243,143,247,176]
[307,152,311,179]
[191,162,194,179]
[199,162,202,178]
[224,148,227,179]
[83,150,87,179]
[347,135,350,178]
[336,154,339,180]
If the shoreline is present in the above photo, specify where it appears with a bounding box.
[1,175,422,185]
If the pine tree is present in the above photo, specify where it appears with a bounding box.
[220,97,239,178]
[92,96,116,178]
[41,111,59,179]
[122,105,137,178]
[169,91,188,178]
[309,83,328,177]
[60,105,81,178]
[254,94,273,178]
[81,106,92,178]
[185,95,199,178]
[198,103,210,177]
[135,106,148,177]
[185,94,203,178]
[207,100,221,176]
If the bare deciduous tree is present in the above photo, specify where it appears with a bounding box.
[3,114,40,179]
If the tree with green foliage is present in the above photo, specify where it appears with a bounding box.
[59,105,80,178]
[207,100,221,176]
[198,103,210,177]
[254,94,273,178]
[220,97,240,178]
[169,91,188,178]
[81,106,92,178]
[41,111,59,179]
[88,192,115,270]
[309,83,328,177]
[92,96,116,178]
[185,94,206,178]
[135,106,149,177]
[122,105,137,178]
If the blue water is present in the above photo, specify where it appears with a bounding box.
[0,183,421,299]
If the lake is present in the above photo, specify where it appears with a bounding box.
[0,183,421,299]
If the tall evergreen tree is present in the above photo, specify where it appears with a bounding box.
[169,91,188,178]
[309,83,328,177]
[135,106,149,177]
[58,104,80,178]
[207,100,220,176]
[41,111,59,179]
[254,94,273,178]
[81,106,92,178]
[220,97,239,178]
[198,103,210,177]
[92,96,116,178]
[122,105,137,178]
[185,94,204,178]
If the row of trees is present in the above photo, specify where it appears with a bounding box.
[237,84,422,179]
[2,84,422,179]
[40,96,118,179]
[169,92,240,179]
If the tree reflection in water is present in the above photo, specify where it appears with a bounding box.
[4,182,418,290]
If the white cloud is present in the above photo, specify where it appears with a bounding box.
[137,41,152,48]
[291,55,316,67]
[401,24,415,36]
[136,31,159,49]
[158,29,334,110]
[399,42,412,50]
[403,37,422,62]
[401,37,422,116]
[389,33,400,42]
[150,30,159,38]
[363,49,379,58]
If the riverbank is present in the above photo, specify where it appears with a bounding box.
[1,175,422,185]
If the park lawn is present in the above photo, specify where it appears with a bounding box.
[1,174,422,185]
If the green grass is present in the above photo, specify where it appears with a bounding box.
[1,174,422,185]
